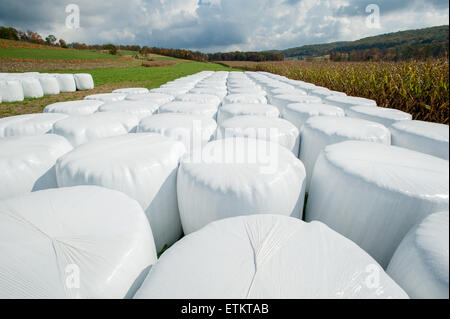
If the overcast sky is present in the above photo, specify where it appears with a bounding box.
[0,0,448,52]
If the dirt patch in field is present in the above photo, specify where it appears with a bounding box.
[0,81,152,118]
[141,59,179,67]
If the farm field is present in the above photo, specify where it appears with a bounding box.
[220,59,449,124]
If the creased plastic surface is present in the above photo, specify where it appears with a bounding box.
[0,113,69,138]
[347,106,412,127]
[113,88,149,95]
[217,103,279,124]
[56,74,76,93]
[74,74,94,90]
[135,214,407,299]
[271,94,322,113]
[98,100,159,119]
[84,93,127,102]
[0,186,156,298]
[282,103,345,131]
[38,76,60,95]
[44,100,104,116]
[21,78,44,98]
[159,101,219,119]
[0,80,24,102]
[305,141,449,268]
[223,94,267,105]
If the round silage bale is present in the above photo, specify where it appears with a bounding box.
[113,87,149,95]
[390,120,449,160]
[299,116,391,191]
[282,103,345,131]
[0,113,69,138]
[271,94,322,113]
[217,103,279,124]
[223,94,267,105]
[305,141,449,268]
[218,115,300,155]
[159,101,219,119]
[189,88,227,99]
[38,76,60,95]
[0,134,73,200]
[84,93,127,102]
[175,93,221,106]
[98,100,160,119]
[310,88,346,100]
[44,100,104,116]
[0,185,157,298]
[56,134,186,253]
[177,137,306,234]
[0,80,24,102]
[387,212,449,299]
[134,214,408,299]
[74,73,94,90]
[52,112,139,147]
[126,93,174,105]
[137,113,217,154]
[150,87,189,96]
[347,106,412,128]
[324,95,377,113]
[20,77,44,98]
[56,74,77,92]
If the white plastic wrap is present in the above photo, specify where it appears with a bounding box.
[21,78,44,98]
[390,120,449,160]
[113,88,149,95]
[138,113,217,154]
[56,134,186,252]
[98,100,159,119]
[0,113,69,138]
[217,103,280,124]
[0,134,73,200]
[159,101,218,119]
[223,94,267,105]
[271,94,322,112]
[387,212,449,299]
[177,138,306,234]
[218,116,300,155]
[305,141,449,268]
[84,93,127,102]
[74,73,94,90]
[56,74,77,92]
[0,186,157,298]
[150,88,189,96]
[310,88,346,100]
[0,80,24,102]
[347,106,412,127]
[189,88,227,99]
[44,100,104,116]
[126,93,174,104]
[38,76,60,95]
[324,95,377,113]
[282,103,345,131]
[135,214,407,299]
[175,94,221,106]
[300,116,390,191]
[52,112,139,147]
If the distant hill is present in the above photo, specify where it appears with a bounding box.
[275,25,449,61]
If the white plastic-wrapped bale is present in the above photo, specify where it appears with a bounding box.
[267,88,306,104]
[44,100,104,116]
[52,112,139,147]
[324,95,377,113]
[138,113,217,155]
[126,93,174,105]
[135,214,407,299]
[84,93,127,102]
[20,78,44,98]
[347,106,412,128]
[223,94,267,105]
[189,88,227,99]
[98,100,160,119]
[0,113,69,138]
[150,88,189,96]
[390,120,449,160]
[0,80,24,102]
[56,74,76,92]
[271,94,322,113]
[0,186,157,298]
[177,138,306,234]
[310,88,346,100]
[175,94,221,106]
[299,117,390,191]
[38,76,60,95]
[217,103,280,124]
[56,134,186,253]
[74,73,94,90]
[387,212,449,299]
[305,141,449,268]
[159,101,218,119]
[113,88,149,95]
[227,87,266,96]
[0,134,73,200]
[282,103,345,131]
[218,116,300,155]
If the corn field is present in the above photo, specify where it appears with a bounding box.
[222,60,449,124]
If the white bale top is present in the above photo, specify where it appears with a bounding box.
[135,214,407,299]
[44,100,104,116]
[347,106,412,127]
[0,113,69,138]
[218,115,300,155]
[175,93,221,106]
[159,101,219,119]
[0,80,24,102]
[0,186,157,298]
[223,94,267,105]
[390,120,449,160]
[324,95,377,112]
[56,134,186,252]
[150,87,189,96]
[305,141,449,267]
[218,103,280,124]
[177,137,306,234]
[52,112,139,147]
[84,93,127,102]
[282,103,345,129]
[0,134,73,200]
[98,100,160,119]
[310,88,346,100]
[113,88,149,95]
[74,73,94,90]
[271,94,322,112]
[126,93,175,104]
[387,211,449,299]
